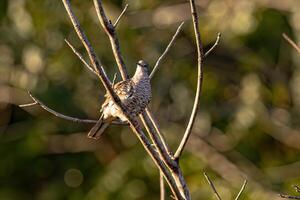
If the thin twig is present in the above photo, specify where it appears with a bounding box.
[113,4,129,28]
[27,92,97,123]
[112,73,117,87]
[65,39,97,75]
[234,180,247,200]
[279,194,300,199]
[204,32,221,57]
[160,172,165,200]
[150,22,185,79]
[174,0,204,159]
[282,33,300,54]
[203,173,222,200]
[19,102,38,107]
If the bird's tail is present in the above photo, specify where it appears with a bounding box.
[87,115,110,140]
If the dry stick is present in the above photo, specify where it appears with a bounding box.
[20,92,125,125]
[282,33,300,54]
[140,112,177,167]
[62,1,184,199]
[93,0,129,80]
[203,173,222,200]
[150,21,185,79]
[113,4,129,28]
[145,108,172,156]
[27,92,97,123]
[19,102,38,107]
[65,39,97,75]
[174,0,204,159]
[234,180,247,200]
[160,172,165,200]
[204,33,221,58]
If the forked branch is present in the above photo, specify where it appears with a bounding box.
[114,4,129,28]
[174,0,204,159]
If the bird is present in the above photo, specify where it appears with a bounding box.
[87,60,151,139]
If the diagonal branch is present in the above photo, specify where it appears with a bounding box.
[204,33,221,57]
[113,4,129,28]
[282,33,300,54]
[174,0,204,159]
[234,180,247,200]
[24,92,97,123]
[150,21,185,79]
[65,39,97,75]
[204,172,222,200]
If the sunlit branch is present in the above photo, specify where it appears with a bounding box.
[150,22,185,79]
[113,4,129,28]
[174,0,204,160]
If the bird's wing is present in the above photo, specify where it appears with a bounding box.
[101,80,135,111]
[113,80,135,100]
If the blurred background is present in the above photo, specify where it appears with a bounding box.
[0,0,300,199]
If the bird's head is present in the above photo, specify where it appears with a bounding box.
[136,60,149,74]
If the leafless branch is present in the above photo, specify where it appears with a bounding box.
[26,92,97,123]
[203,172,222,200]
[65,39,97,75]
[174,0,204,159]
[19,102,38,107]
[234,180,247,200]
[150,21,185,79]
[113,4,129,28]
[283,33,300,54]
[160,172,165,200]
[204,32,221,57]
[93,0,129,80]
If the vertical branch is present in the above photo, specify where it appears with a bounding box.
[160,172,165,200]
[93,0,129,80]
[174,0,204,160]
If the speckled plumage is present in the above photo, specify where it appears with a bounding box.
[88,60,151,139]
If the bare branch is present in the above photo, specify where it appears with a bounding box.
[113,4,129,28]
[203,172,222,200]
[19,102,38,107]
[27,92,97,124]
[234,180,247,200]
[174,0,204,159]
[65,39,97,75]
[204,32,221,57]
[283,33,300,54]
[93,0,129,80]
[150,22,185,79]
[160,172,165,200]
[112,73,117,87]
